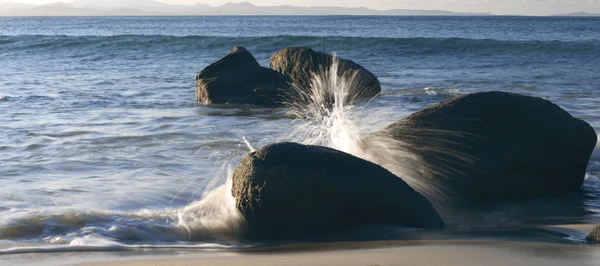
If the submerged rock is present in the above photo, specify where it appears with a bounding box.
[586,225,600,243]
[196,46,291,105]
[365,91,597,206]
[232,142,444,240]
[269,47,381,102]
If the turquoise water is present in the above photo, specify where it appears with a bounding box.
[0,16,599,250]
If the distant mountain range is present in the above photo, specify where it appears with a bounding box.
[0,0,599,16]
[0,1,494,16]
[553,12,600,17]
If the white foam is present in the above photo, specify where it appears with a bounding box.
[242,136,256,152]
[424,87,437,96]
[0,242,241,255]
[280,55,458,204]
[283,56,364,156]
[177,169,245,242]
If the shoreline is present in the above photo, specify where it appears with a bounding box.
[1,223,598,266]
[59,240,600,266]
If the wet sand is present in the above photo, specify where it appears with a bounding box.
[2,224,599,266]
[62,240,600,266]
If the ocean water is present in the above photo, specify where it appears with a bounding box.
[0,16,599,253]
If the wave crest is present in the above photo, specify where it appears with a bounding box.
[1,35,597,56]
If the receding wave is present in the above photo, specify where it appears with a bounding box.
[1,35,598,56]
[0,243,243,255]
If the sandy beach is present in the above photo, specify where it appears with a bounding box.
[49,240,600,266]
[1,224,598,266]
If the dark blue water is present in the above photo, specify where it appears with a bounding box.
[0,16,599,251]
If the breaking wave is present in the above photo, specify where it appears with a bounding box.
[1,35,598,57]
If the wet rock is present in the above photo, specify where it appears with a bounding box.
[365,91,597,206]
[231,142,444,240]
[586,225,600,243]
[269,47,381,103]
[196,46,291,105]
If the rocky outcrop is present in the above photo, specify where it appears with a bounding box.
[270,47,381,103]
[232,142,444,240]
[196,46,291,105]
[586,225,600,243]
[364,91,597,206]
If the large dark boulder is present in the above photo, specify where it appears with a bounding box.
[196,46,291,105]
[364,91,597,206]
[269,47,381,103]
[232,142,444,240]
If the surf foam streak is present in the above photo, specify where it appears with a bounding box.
[0,242,243,255]
[0,169,245,250]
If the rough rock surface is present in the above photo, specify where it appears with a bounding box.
[364,91,597,206]
[586,225,600,243]
[269,47,381,103]
[232,142,444,240]
[196,46,291,105]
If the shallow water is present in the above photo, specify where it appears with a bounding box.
[0,16,599,252]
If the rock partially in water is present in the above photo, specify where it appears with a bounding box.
[269,47,381,103]
[196,46,291,105]
[586,225,600,243]
[365,91,597,206]
[232,142,444,240]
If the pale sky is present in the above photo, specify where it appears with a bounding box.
[3,0,600,15]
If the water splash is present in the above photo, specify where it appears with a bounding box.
[282,56,364,156]
[177,165,245,242]
[280,54,469,208]
[171,56,471,243]
[424,87,437,96]
[242,136,256,152]
[167,55,463,245]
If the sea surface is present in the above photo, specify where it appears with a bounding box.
[0,16,599,254]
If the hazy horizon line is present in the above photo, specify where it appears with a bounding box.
[0,1,599,17]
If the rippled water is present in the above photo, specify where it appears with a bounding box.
[0,16,599,251]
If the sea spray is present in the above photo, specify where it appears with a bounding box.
[242,136,256,152]
[280,55,468,208]
[176,143,256,242]
[172,56,411,243]
[283,56,364,155]
[177,166,245,242]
